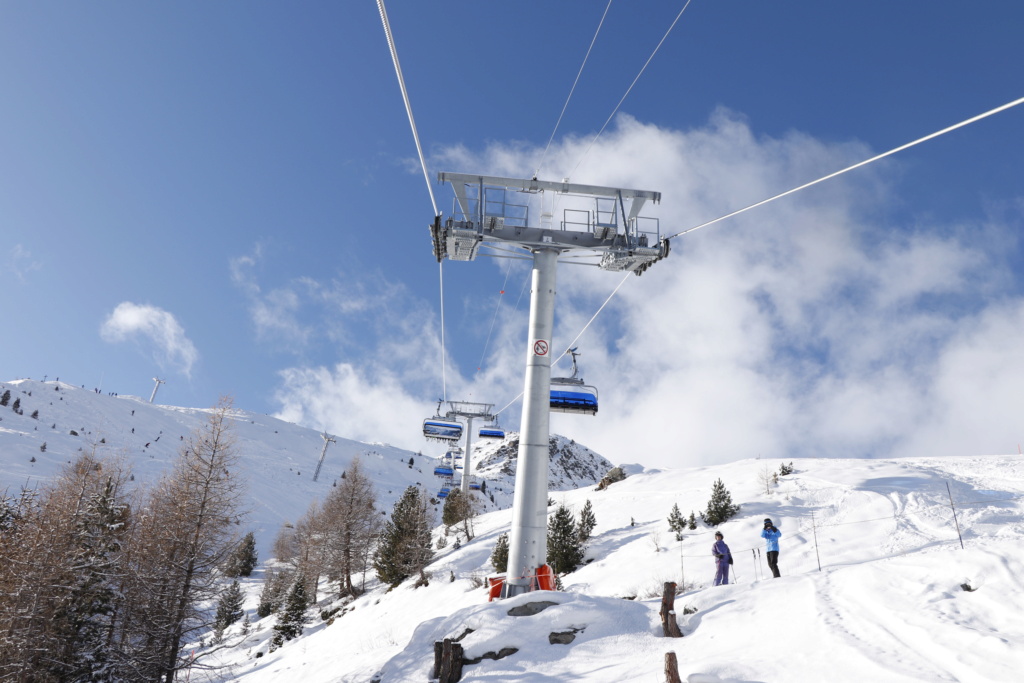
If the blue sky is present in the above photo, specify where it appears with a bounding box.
[2,2,1022,467]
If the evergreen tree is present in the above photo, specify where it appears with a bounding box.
[0,389,9,406]
[39,442,46,453]
[779,462,794,476]
[577,499,597,545]
[408,457,414,468]
[490,533,509,573]
[224,531,259,577]
[11,397,21,414]
[30,409,39,420]
[667,503,687,541]
[214,580,245,637]
[546,504,584,575]
[373,486,434,587]
[700,478,740,526]
[271,575,308,646]
[442,487,478,541]
[256,568,292,618]
[688,511,697,530]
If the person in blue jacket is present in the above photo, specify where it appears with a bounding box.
[761,518,782,577]
[711,531,732,586]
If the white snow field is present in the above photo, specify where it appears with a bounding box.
[212,457,1024,683]
[2,379,1022,681]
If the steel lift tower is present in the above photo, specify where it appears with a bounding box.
[431,173,669,597]
[443,401,495,492]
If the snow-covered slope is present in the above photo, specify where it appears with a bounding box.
[213,454,1024,682]
[0,379,609,559]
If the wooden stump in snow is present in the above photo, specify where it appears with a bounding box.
[660,582,683,638]
[665,651,682,683]
[433,638,464,683]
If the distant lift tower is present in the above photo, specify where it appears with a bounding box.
[443,401,495,492]
[149,378,166,404]
[431,173,669,597]
[313,431,336,482]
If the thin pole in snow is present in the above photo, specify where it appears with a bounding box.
[811,511,822,572]
[946,481,965,550]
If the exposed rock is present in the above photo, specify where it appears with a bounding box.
[463,647,519,665]
[548,627,584,644]
[507,600,559,617]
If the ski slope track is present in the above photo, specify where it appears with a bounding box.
[2,379,1022,681]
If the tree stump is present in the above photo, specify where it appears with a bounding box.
[660,582,683,638]
[433,638,464,683]
[665,651,682,683]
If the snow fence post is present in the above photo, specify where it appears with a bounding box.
[660,582,683,638]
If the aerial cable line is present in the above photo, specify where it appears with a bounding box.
[667,93,1024,240]
[438,262,447,401]
[568,0,695,179]
[493,272,630,417]
[377,0,447,400]
[376,0,439,216]
[534,0,614,179]
[476,259,516,374]
[528,94,1024,416]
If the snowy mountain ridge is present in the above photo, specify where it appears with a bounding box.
[0,378,612,558]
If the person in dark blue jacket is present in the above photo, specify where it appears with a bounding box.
[761,518,782,577]
[711,531,732,586]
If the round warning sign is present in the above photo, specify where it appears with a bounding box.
[533,339,549,356]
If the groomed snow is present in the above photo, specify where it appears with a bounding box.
[211,454,1024,682]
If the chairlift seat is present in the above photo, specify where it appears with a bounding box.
[423,418,463,442]
[550,388,598,415]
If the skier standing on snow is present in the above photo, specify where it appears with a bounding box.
[712,531,732,586]
[761,518,782,578]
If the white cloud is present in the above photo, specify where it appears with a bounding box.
[100,302,198,377]
[9,244,41,282]
[275,110,1024,467]
[230,246,314,349]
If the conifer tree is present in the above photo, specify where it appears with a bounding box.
[490,533,509,573]
[321,456,380,597]
[546,504,583,575]
[256,568,292,618]
[118,398,247,682]
[577,499,597,545]
[442,487,478,541]
[667,503,687,541]
[373,486,434,587]
[700,478,740,526]
[271,575,308,647]
[214,580,245,638]
[688,511,697,530]
[0,389,9,406]
[225,531,259,577]
[11,397,21,414]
